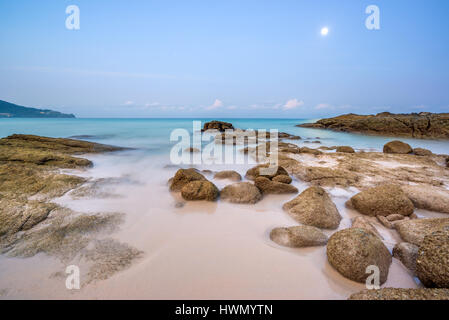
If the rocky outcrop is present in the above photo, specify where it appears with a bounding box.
[202,120,234,132]
[351,216,382,239]
[220,182,262,204]
[294,166,358,188]
[347,184,414,217]
[270,226,328,248]
[416,229,449,288]
[283,187,341,229]
[383,141,413,154]
[297,112,449,139]
[401,185,449,214]
[254,177,298,194]
[213,170,242,181]
[394,218,449,246]
[180,181,219,201]
[327,228,392,284]
[336,146,355,153]
[413,148,432,156]
[348,288,449,300]
[169,168,207,192]
[393,242,419,275]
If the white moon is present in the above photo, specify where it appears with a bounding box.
[321,27,329,36]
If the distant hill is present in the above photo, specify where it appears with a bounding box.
[0,100,75,118]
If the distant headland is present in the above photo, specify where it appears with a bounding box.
[0,100,75,118]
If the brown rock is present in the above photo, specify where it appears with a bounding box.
[394,218,449,246]
[169,168,207,192]
[269,226,328,248]
[413,148,432,156]
[383,141,413,154]
[377,215,394,229]
[351,216,383,239]
[416,229,449,288]
[393,242,419,275]
[213,170,242,181]
[336,146,355,153]
[245,164,289,181]
[181,181,219,201]
[327,228,392,284]
[202,120,234,132]
[220,182,262,204]
[348,184,414,217]
[348,288,449,300]
[254,177,298,195]
[184,147,200,153]
[401,185,449,214]
[272,174,292,184]
[283,186,341,229]
[386,214,406,222]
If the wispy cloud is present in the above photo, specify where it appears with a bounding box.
[283,98,304,110]
[205,99,223,110]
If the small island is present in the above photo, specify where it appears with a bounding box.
[298,112,449,139]
[0,100,75,118]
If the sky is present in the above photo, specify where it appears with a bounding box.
[0,0,448,118]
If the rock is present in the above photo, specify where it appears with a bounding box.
[272,175,292,184]
[386,214,406,222]
[202,120,234,132]
[348,184,414,217]
[297,112,449,139]
[298,147,322,155]
[245,164,289,181]
[394,218,449,246]
[270,226,328,248]
[413,148,432,156]
[336,146,355,153]
[294,166,358,188]
[351,216,383,239]
[213,170,242,181]
[180,181,219,201]
[283,187,341,229]
[416,229,449,288]
[185,147,200,153]
[327,228,392,284]
[377,216,394,229]
[169,168,207,192]
[401,185,449,214]
[348,288,449,300]
[393,242,418,274]
[220,182,262,204]
[254,177,298,195]
[383,141,413,154]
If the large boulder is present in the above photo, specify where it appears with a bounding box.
[220,182,262,204]
[254,177,298,194]
[336,146,355,153]
[202,120,234,132]
[395,218,449,246]
[351,216,382,239]
[269,226,328,248]
[401,185,449,214]
[393,242,419,275]
[416,229,449,288]
[283,186,341,229]
[348,288,449,300]
[169,168,206,192]
[383,140,413,154]
[213,170,242,181]
[347,184,414,217]
[327,228,392,284]
[245,164,289,181]
[180,181,219,201]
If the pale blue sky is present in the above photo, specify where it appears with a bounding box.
[0,0,448,118]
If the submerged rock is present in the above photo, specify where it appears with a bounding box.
[283,186,341,229]
[394,218,449,246]
[327,228,392,284]
[393,242,419,275]
[270,226,328,248]
[213,170,242,181]
[347,184,414,217]
[180,181,219,201]
[383,140,413,154]
[220,182,262,204]
[348,288,449,300]
[169,168,207,192]
[202,120,234,132]
[416,229,449,288]
[254,177,298,194]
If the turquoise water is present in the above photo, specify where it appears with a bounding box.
[1,118,448,154]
